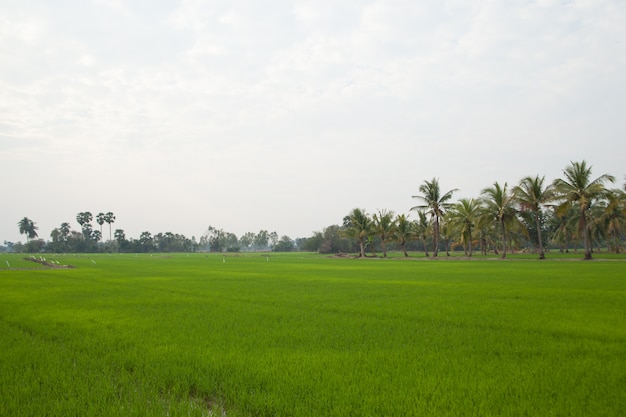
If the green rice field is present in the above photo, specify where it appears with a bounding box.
[1,252,625,416]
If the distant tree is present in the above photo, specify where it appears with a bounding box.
[254,230,270,250]
[104,212,115,241]
[269,231,279,249]
[76,212,93,240]
[513,176,555,259]
[413,210,431,257]
[239,232,255,251]
[411,178,457,257]
[273,235,295,252]
[553,161,615,260]
[447,198,482,257]
[481,182,519,259]
[114,229,127,251]
[372,209,395,257]
[92,230,102,245]
[96,213,105,236]
[139,231,153,252]
[298,232,323,252]
[18,217,38,242]
[343,208,372,258]
[598,189,626,253]
[392,214,414,257]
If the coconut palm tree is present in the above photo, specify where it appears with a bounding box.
[512,175,555,259]
[598,189,626,253]
[481,181,519,259]
[411,178,457,257]
[447,198,481,257]
[372,209,395,257]
[553,161,615,260]
[343,208,372,258]
[414,210,431,257]
[392,214,414,257]
[18,217,38,241]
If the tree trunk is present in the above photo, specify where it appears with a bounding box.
[433,217,439,257]
[468,230,473,257]
[535,211,545,259]
[500,219,507,259]
[581,210,592,260]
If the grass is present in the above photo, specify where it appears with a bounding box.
[1,252,625,416]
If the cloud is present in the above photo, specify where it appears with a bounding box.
[1,0,625,242]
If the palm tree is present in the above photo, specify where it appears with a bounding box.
[18,217,38,241]
[411,178,457,257]
[343,208,372,258]
[392,214,414,257]
[598,189,626,253]
[96,213,105,236]
[512,175,555,259]
[447,198,481,257]
[481,181,519,259]
[76,212,93,239]
[414,210,431,257]
[372,209,395,257]
[104,212,115,241]
[553,161,615,260]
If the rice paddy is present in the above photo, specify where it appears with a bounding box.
[1,252,624,416]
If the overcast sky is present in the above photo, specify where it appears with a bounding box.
[1,0,625,243]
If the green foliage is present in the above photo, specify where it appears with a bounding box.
[1,253,624,416]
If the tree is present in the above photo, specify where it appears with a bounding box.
[553,161,615,260]
[104,212,115,241]
[598,189,626,253]
[372,209,395,257]
[392,214,414,257]
[17,217,38,241]
[343,208,372,258]
[92,230,102,245]
[413,210,431,257]
[512,175,555,259]
[447,198,481,257]
[139,231,153,252]
[114,229,127,252]
[76,212,93,240]
[481,182,519,259]
[96,213,105,236]
[273,235,295,252]
[411,178,457,257]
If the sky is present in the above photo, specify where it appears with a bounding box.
[1,0,625,244]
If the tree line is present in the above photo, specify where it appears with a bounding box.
[303,160,623,260]
[6,161,625,258]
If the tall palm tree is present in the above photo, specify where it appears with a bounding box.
[76,212,93,240]
[18,217,38,241]
[343,208,372,258]
[411,178,457,257]
[392,214,414,257]
[372,209,395,257]
[104,212,116,242]
[96,213,105,236]
[447,198,481,257]
[553,161,615,260]
[481,181,519,259]
[512,175,555,259]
